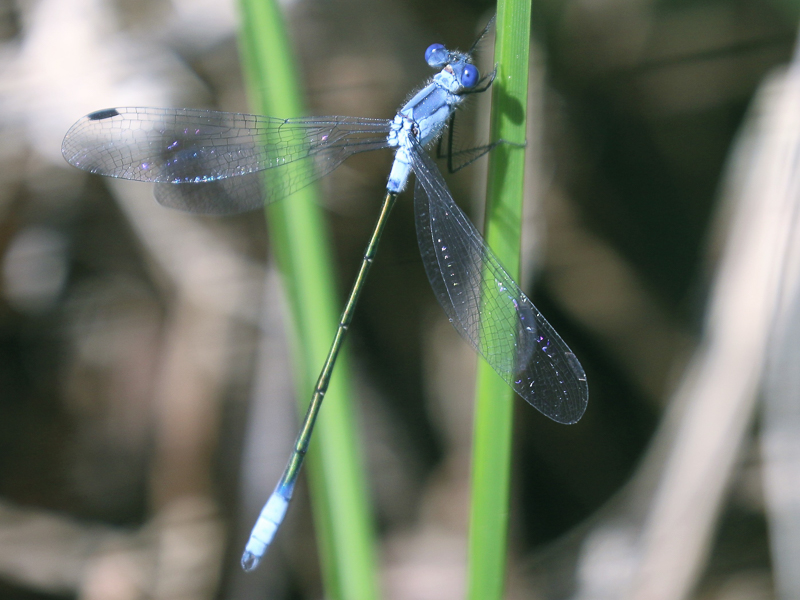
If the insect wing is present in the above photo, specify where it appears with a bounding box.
[62,107,393,214]
[410,138,587,424]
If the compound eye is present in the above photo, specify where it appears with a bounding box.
[460,64,479,88]
[425,43,448,67]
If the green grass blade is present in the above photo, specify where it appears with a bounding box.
[467,2,532,599]
[236,3,378,599]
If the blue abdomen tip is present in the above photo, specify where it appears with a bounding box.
[241,551,260,572]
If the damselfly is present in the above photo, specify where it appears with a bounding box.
[61,19,588,572]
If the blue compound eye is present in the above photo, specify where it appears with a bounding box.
[460,64,479,88]
[425,43,447,67]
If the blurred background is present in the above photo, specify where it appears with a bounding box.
[2,0,800,599]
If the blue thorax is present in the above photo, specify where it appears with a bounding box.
[386,49,478,193]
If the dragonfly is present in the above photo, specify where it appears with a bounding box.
[61,19,588,572]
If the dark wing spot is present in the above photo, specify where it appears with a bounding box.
[87,108,120,121]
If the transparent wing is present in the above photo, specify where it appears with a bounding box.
[409,138,588,424]
[62,107,393,214]
[154,172,266,215]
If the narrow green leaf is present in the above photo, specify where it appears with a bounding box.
[467,2,532,599]
[236,3,378,599]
